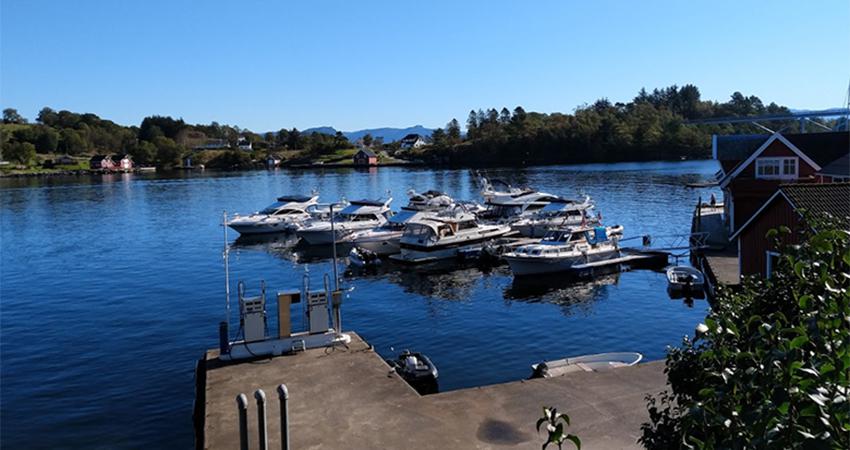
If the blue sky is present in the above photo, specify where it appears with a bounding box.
[2,1,848,131]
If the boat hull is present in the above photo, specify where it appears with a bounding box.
[505,249,620,276]
[227,218,300,235]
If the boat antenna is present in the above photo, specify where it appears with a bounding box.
[222,211,231,328]
[330,203,340,291]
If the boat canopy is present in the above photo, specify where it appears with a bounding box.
[260,201,298,214]
[276,194,315,203]
[350,199,388,207]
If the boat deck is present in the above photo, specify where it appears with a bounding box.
[198,333,666,449]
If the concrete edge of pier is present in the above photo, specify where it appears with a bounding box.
[196,332,668,449]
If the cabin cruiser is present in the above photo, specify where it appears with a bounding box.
[394,208,512,263]
[477,177,560,222]
[511,196,596,237]
[342,190,459,255]
[503,225,623,276]
[226,194,319,235]
[296,198,392,245]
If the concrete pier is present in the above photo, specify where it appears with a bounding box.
[198,333,666,449]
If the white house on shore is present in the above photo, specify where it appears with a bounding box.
[399,133,426,149]
[237,137,252,151]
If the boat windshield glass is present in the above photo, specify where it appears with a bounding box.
[260,201,287,214]
[403,223,435,239]
[541,230,571,242]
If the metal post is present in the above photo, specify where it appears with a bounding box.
[255,389,268,450]
[236,393,249,450]
[330,204,339,291]
[277,384,290,450]
[223,211,231,331]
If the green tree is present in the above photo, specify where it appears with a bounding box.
[34,126,60,154]
[499,107,511,125]
[5,141,37,164]
[466,110,479,139]
[446,119,461,143]
[128,140,157,166]
[58,129,87,155]
[3,108,27,124]
[362,133,373,147]
[430,127,446,147]
[152,136,184,168]
[36,107,59,126]
[640,219,850,449]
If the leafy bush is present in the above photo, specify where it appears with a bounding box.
[640,219,849,449]
[537,406,581,449]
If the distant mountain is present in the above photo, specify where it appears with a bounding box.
[344,125,433,143]
[302,126,338,135]
[300,125,434,143]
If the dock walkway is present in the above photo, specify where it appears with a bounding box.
[199,333,667,449]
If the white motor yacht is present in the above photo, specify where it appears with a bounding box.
[503,225,623,276]
[226,194,319,235]
[342,190,457,255]
[394,207,512,263]
[296,198,392,245]
[477,177,560,222]
[511,196,596,237]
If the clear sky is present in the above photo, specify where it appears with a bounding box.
[2,0,848,132]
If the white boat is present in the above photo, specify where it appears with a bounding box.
[511,196,596,237]
[296,198,392,245]
[666,266,705,293]
[394,208,512,263]
[503,225,623,276]
[530,352,643,378]
[477,177,560,222]
[342,190,459,255]
[226,194,319,235]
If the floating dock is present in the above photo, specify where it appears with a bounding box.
[196,333,666,449]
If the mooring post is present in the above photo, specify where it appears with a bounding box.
[277,384,290,450]
[255,389,268,450]
[236,393,249,450]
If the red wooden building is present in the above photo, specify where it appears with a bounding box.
[353,148,377,166]
[715,131,848,234]
[731,183,849,277]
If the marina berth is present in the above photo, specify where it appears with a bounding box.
[476,177,560,222]
[393,207,512,263]
[503,225,623,276]
[343,190,461,255]
[226,194,319,235]
[511,195,597,237]
[296,197,392,245]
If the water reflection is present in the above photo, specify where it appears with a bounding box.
[505,271,621,316]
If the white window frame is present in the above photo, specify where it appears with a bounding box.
[755,157,798,180]
[766,251,781,279]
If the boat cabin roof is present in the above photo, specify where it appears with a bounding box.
[388,210,420,224]
[350,199,389,207]
[276,194,315,203]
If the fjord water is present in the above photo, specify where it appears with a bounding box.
[1,161,717,448]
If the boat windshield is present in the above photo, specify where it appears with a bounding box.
[541,230,572,243]
[488,205,523,217]
[260,201,287,214]
[403,223,436,240]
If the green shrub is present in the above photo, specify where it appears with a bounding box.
[640,218,849,449]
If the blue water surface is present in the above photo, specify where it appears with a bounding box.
[0,161,719,448]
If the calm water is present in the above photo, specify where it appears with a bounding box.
[1,161,718,448]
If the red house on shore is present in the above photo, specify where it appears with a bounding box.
[353,148,377,166]
[715,131,848,234]
[731,183,849,277]
[89,155,115,171]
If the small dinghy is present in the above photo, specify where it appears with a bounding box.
[348,246,381,268]
[386,350,439,394]
[666,266,705,297]
[530,352,642,378]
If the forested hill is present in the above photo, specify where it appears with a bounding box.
[414,85,839,166]
[2,84,839,170]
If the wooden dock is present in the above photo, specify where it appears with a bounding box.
[197,333,667,449]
